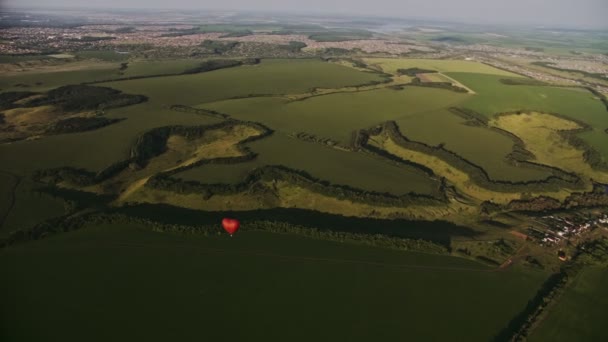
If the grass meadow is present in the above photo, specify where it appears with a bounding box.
[176,132,439,196]
[448,73,608,162]
[0,223,548,342]
[530,267,608,342]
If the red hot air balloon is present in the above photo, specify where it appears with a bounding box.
[222,218,240,236]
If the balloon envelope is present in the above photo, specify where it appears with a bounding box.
[222,218,240,235]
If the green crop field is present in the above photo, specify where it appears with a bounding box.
[365,58,522,77]
[530,267,608,342]
[0,64,120,92]
[176,132,438,195]
[0,179,66,236]
[102,59,387,106]
[449,73,608,162]
[0,105,220,175]
[199,86,468,144]
[0,223,548,342]
[396,109,554,182]
[119,59,204,77]
[2,9,608,342]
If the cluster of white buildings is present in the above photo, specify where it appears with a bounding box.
[528,213,608,247]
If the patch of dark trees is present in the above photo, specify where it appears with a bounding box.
[280,41,307,53]
[409,77,469,93]
[84,58,259,84]
[199,40,240,54]
[1,205,478,254]
[397,68,437,76]
[169,105,230,119]
[115,204,479,245]
[46,117,124,134]
[148,164,444,208]
[499,78,550,86]
[182,58,258,74]
[0,91,38,110]
[25,85,147,112]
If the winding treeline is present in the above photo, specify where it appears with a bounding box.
[149,164,444,207]
[359,121,584,193]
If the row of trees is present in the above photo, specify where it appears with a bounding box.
[1,211,450,256]
[148,164,443,208]
[497,238,608,341]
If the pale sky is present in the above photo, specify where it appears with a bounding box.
[3,0,608,29]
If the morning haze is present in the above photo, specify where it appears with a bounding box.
[3,0,608,29]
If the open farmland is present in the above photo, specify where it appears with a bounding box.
[447,73,608,162]
[529,267,608,342]
[176,132,438,196]
[198,86,468,145]
[101,59,388,106]
[0,223,548,342]
[365,58,523,76]
[395,109,555,182]
[2,13,608,340]
[0,62,120,92]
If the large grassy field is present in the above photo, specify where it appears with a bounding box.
[396,109,554,182]
[0,179,66,236]
[176,132,438,195]
[0,59,391,181]
[0,105,220,175]
[364,58,522,77]
[0,223,548,342]
[199,86,468,144]
[530,266,608,342]
[0,62,120,92]
[102,59,387,106]
[448,73,608,162]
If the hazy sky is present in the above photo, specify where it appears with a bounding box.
[4,0,608,29]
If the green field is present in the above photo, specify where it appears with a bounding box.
[176,132,438,195]
[0,179,66,236]
[199,86,467,144]
[396,109,554,182]
[0,223,548,342]
[0,64,120,92]
[102,59,387,106]
[530,267,608,342]
[0,54,50,64]
[0,105,219,175]
[365,58,522,77]
[449,73,608,161]
[119,59,204,78]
